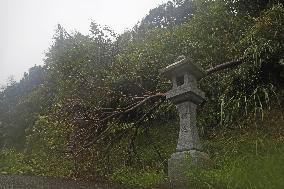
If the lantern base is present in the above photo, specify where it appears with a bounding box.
[168,150,214,187]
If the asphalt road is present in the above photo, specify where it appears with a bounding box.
[0,175,135,189]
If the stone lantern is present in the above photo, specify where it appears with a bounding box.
[160,56,213,182]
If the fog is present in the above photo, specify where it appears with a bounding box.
[0,0,165,85]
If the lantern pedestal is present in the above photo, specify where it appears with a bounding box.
[160,56,213,184]
[168,150,213,179]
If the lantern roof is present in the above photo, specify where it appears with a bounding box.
[160,57,206,80]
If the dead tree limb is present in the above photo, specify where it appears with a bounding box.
[67,58,246,157]
[99,93,165,123]
[126,98,166,162]
[206,59,244,75]
[82,93,166,149]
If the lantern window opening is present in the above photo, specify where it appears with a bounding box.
[176,75,185,87]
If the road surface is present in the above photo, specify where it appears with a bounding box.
[0,175,136,189]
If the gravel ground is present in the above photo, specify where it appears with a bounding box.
[0,175,136,189]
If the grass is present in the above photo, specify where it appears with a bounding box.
[110,108,284,188]
[110,166,166,188]
[0,149,34,175]
[1,108,283,188]
[186,107,284,189]
[188,134,284,189]
[183,107,284,189]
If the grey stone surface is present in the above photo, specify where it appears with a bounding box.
[176,101,201,151]
[167,150,214,189]
[168,150,213,180]
[161,58,205,105]
[168,150,214,181]
[166,84,205,105]
[161,56,213,183]
[160,57,206,81]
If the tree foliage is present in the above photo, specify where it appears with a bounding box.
[0,0,283,181]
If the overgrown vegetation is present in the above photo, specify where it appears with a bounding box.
[0,0,283,188]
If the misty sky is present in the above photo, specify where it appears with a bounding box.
[0,0,166,85]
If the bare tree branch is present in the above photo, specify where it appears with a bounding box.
[81,93,166,149]
[67,58,246,159]
[206,59,244,75]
